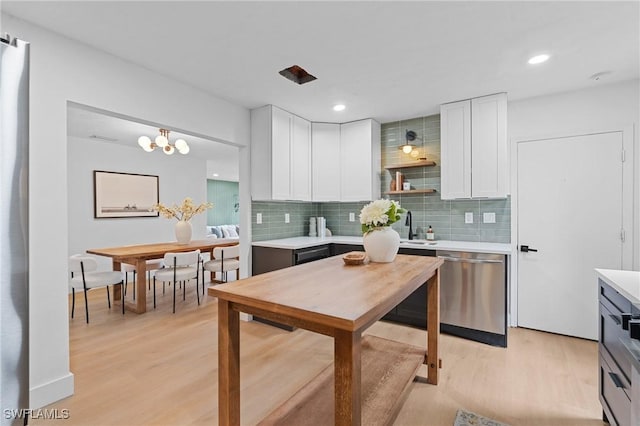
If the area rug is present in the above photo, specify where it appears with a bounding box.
[453,409,510,426]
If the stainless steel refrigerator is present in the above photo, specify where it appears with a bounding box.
[0,33,30,425]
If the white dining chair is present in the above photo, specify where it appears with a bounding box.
[122,260,165,300]
[69,254,125,324]
[203,245,240,284]
[153,250,200,314]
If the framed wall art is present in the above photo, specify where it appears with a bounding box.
[93,170,159,218]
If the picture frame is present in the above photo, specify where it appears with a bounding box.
[93,170,159,218]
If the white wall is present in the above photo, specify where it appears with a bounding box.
[67,137,208,268]
[509,79,639,269]
[2,14,251,409]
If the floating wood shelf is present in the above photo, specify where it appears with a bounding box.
[384,160,436,170]
[259,335,425,426]
[384,189,437,195]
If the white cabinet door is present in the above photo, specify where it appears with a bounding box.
[440,93,507,199]
[291,115,311,201]
[271,106,292,200]
[440,100,471,199]
[311,123,341,201]
[340,120,380,201]
[471,93,508,198]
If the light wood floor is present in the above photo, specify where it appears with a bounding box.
[40,283,606,426]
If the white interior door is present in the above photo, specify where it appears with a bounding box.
[517,132,623,340]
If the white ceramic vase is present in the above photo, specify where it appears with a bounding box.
[363,227,400,263]
[175,220,192,244]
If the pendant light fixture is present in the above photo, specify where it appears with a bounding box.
[137,128,189,155]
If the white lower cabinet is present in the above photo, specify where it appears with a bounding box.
[440,93,508,199]
[311,119,381,202]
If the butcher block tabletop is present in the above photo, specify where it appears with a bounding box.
[209,254,443,332]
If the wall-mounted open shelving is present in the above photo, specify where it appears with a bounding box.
[384,160,437,195]
[384,189,437,195]
[384,160,436,170]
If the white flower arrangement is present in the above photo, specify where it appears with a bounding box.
[359,199,405,234]
[153,197,213,222]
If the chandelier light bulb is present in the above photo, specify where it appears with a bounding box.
[155,135,169,148]
[164,145,175,155]
[175,139,188,150]
[142,144,155,152]
[138,135,151,148]
[178,145,190,155]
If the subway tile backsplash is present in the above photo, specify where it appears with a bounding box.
[252,113,511,243]
[251,201,319,241]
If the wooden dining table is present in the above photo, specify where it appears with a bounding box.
[87,239,239,313]
[209,254,443,425]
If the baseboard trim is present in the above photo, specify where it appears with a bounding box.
[30,372,74,409]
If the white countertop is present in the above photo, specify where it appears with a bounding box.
[252,236,512,255]
[596,269,640,304]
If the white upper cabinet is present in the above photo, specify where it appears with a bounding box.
[440,93,508,199]
[290,115,312,200]
[251,105,311,201]
[311,123,341,201]
[471,94,508,198]
[340,119,381,201]
[440,100,472,199]
[253,106,380,202]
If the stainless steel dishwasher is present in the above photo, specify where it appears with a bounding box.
[437,250,507,347]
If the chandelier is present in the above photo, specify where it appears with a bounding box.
[137,128,189,155]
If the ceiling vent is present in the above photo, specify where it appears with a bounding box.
[279,65,317,85]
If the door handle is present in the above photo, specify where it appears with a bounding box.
[520,245,538,253]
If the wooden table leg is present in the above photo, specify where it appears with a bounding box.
[426,269,440,385]
[113,260,122,301]
[334,329,361,426]
[219,299,240,426]
[131,258,147,314]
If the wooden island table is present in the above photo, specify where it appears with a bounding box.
[87,239,238,313]
[209,254,443,425]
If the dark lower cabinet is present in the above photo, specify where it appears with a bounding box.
[381,247,435,327]
[252,244,330,330]
[598,277,640,426]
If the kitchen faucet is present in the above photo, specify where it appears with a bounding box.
[405,211,417,240]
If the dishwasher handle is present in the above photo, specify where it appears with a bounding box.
[438,255,503,264]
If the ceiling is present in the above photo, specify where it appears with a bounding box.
[67,104,240,182]
[4,1,639,124]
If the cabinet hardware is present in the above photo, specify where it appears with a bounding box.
[608,372,626,389]
[609,314,622,326]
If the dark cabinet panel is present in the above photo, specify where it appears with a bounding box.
[252,246,294,275]
[331,244,364,256]
[598,278,637,426]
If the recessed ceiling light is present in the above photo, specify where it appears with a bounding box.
[212,173,219,177]
[528,54,550,65]
[333,104,346,112]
